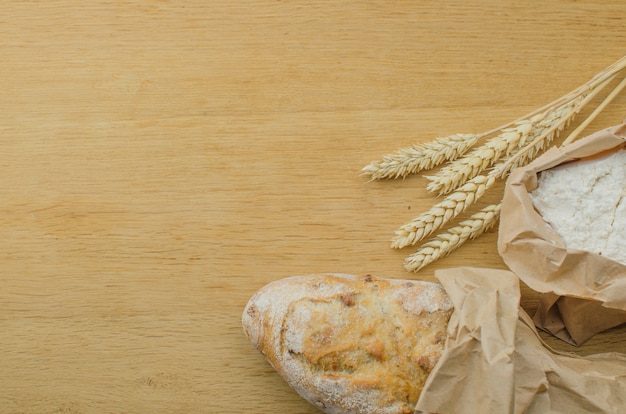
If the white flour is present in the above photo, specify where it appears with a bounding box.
[530,149,626,265]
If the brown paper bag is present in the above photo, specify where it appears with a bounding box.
[533,292,626,345]
[497,123,626,345]
[415,267,626,414]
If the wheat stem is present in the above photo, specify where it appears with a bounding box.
[499,74,618,176]
[362,58,626,182]
[403,203,501,272]
[561,74,626,146]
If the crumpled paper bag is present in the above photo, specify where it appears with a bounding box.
[533,293,626,345]
[497,123,626,345]
[415,267,626,414]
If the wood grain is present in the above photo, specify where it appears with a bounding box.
[1,1,625,413]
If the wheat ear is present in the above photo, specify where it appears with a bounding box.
[403,203,501,272]
[361,133,480,180]
[424,120,535,195]
[391,171,498,248]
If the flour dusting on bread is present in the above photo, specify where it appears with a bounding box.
[242,274,453,414]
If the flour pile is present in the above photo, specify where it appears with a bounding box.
[531,150,626,265]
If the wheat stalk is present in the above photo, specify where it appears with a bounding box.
[362,56,626,182]
[361,133,481,180]
[403,203,501,272]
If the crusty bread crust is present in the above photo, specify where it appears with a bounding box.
[242,274,453,414]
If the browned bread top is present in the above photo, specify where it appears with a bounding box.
[242,274,453,414]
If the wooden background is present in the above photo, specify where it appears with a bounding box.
[1,1,625,413]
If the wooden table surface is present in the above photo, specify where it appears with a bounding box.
[1,1,625,413]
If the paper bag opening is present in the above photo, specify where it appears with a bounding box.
[498,123,626,345]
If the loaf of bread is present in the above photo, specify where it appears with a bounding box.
[242,273,453,414]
